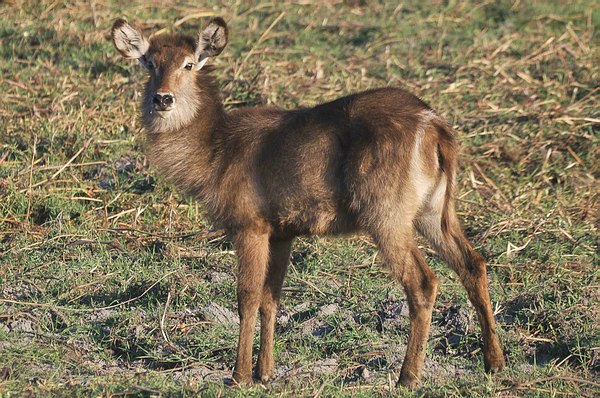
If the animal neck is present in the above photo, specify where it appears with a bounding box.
[144,71,225,198]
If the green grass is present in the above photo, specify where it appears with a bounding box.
[1,1,598,396]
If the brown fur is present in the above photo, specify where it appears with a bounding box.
[112,17,505,387]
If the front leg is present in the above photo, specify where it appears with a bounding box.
[231,230,270,386]
[256,238,293,382]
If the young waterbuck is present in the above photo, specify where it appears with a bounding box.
[111,17,505,387]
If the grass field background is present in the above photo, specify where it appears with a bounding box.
[0,1,598,396]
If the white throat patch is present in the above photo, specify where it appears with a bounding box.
[144,85,201,134]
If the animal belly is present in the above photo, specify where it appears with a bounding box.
[272,195,356,236]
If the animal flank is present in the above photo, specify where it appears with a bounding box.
[112,17,505,388]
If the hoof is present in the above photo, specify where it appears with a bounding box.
[231,371,252,387]
[397,373,421,389]
[255,369,275,383]
[259,374,274,383]
[484,356,506,374]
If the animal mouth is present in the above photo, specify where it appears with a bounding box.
[154,102,174,111]
[151,106,174,117]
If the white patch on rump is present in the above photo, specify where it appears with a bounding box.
[409,129,434,207]
[429,176,446,214]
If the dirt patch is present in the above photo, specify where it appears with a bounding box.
[3,282,43,300]
[200,303,239,325]
[7,319,35,334]
[433,305,476,355]
[376,298,410,332]
[172,365,228,384]
[203,271,233,283]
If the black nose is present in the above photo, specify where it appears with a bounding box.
[152,93,174,110]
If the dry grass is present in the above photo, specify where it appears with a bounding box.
[0,1,598,397]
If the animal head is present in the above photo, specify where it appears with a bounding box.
[111,17,228,132]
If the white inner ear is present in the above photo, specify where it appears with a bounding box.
[115,23,149,59]
[196,57,209,70]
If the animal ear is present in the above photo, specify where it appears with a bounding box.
[112,18,150,64]
[195,17,228,70]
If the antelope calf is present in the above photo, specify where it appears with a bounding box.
[111,17,505,387]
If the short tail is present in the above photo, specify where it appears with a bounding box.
[434,121,458,237]
[414,119,486,276]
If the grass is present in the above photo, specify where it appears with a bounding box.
[0,0,598,396]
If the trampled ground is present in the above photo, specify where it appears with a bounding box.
[0,1,598,397]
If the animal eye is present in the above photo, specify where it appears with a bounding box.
[184,62,194,70]
[147,61,155,70]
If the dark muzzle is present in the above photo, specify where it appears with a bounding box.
[153,93,174,111]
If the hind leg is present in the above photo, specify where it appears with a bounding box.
[372,227,439,388]
[448,237,505,373]
[416,211,505,373]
